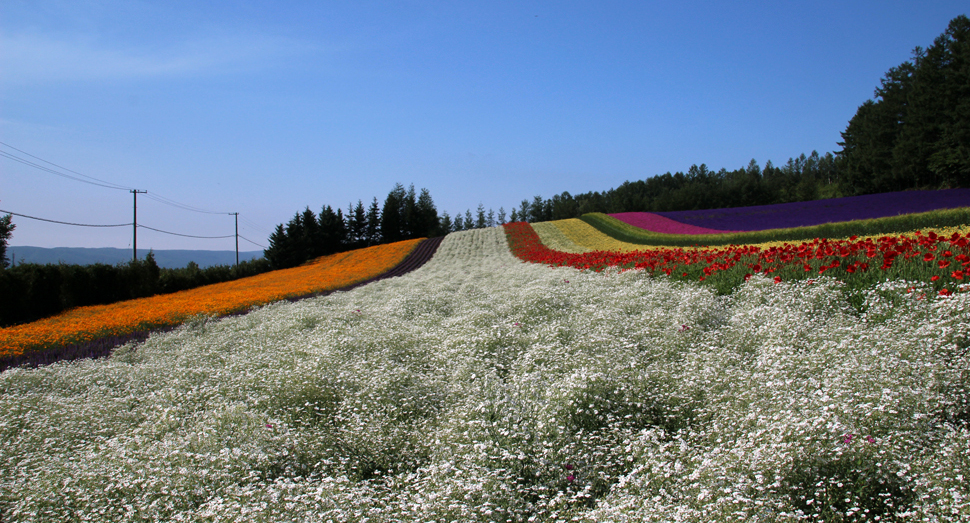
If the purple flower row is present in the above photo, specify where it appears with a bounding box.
[610,212,737,235]
[612,189,970,233]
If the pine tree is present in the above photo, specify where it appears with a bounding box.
[318,205,345,255]
[838,15,970,192]
[0,214,15,269]
[517,200,530,222]
[381,185,405,243]
[301,207,320,259]
[350,200,367,248]
[402,184,418,239]
[414,188,439,237]
[439,211,453,234]
[265,223,294,269]
[366,197,381,246]
[475,203,487,229]
[497,207,507,225]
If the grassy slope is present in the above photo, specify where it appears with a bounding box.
[1,228,968,522]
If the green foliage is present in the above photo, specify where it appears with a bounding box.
[785,440,914,522]
[0,213,14,269]
[265,183,441,271]
[838,15,970,193]
[579,207,970,247]
[0,255,271,328]
[506,153,843,222]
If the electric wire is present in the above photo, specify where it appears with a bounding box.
[0,209,131,228]
[135,224,235,239]
[2,142,273,245]
[2,142,235,216]
[238,235,267,249]
[0,142,134,191]
[0,151,133,191]
[143,193,233,215]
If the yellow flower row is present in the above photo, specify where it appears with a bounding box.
[533,219,970,253]
[0,239,423,359]
[529,222,588,253]
[546,219,644,252]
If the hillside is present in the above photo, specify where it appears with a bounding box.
[1,227,967,521]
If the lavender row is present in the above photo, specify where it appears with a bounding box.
[647,189,970,231]
[609,212,736,234]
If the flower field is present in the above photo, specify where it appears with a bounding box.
[0,226,968,521]
[610,212,736,235]
[512,220,970,296]
[529,222,589,253]
[541,218,648,253]
[0,238,421,362]
[650,188,970,231]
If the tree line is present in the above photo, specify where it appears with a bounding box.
[264,183,511,269]
[488,15,970,224]
[838,14,969,194]
[506,151,841,222]
[0,253,271,328]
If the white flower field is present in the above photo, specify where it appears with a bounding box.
[1,228,968,522]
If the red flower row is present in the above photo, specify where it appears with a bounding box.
[504,222,970,290]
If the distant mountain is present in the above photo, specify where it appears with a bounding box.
[8,246,263,269]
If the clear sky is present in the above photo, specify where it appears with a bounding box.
[2,1,967,251]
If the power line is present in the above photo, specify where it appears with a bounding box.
[0,150,134,191]
[0,208,131,228]
[136,224,235,239]
[1,141,234,215]
[143,192,232,215]
[239,235,266,249]
[2,142,273,245]
[240,216,273,236]
[0,142,133,191]
[0,208,240,240]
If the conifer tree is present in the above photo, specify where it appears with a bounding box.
[381,185,405,243]
[414,188,439,237]
[349,200,367,248]
[838,15,970,192]
[366,197,381,246]
[475,203,487,229]
[439,211,452,234]
[0,214,15,269]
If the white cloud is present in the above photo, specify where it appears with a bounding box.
[0,30,312,85]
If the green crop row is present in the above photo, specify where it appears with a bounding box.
[579,207,970,247]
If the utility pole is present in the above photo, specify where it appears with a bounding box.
[131,190,147,262]
[230,212,239,266]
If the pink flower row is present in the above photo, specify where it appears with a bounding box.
[610,212,736,235]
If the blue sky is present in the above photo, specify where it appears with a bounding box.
[2,1,967,250]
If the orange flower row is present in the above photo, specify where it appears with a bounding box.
[0,239,422,360]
